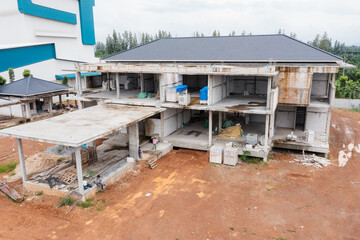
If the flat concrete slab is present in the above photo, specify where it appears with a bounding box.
[0,104,165,147]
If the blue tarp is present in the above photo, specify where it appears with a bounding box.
[55,72,101,80]
[171,85,188,92]
[200,86,208,100]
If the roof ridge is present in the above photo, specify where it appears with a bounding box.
[25,76,31,96]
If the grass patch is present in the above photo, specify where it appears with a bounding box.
[35,191,43,196]
[96,206,103,211]
[276,238,287,240]
[210,163,218,167]
[10,172,16,176]
[77,201,95,208]
[86,198,94,202]
[0,162,17,173]
[230,227,234,231]
[243,227,247,232]
[58,197,74,207]
[348,108,360,113]
[242,157,263,164]
[287,230,296,233]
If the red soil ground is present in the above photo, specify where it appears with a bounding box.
[0,109,359,240]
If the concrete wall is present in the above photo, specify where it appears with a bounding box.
[160,73,183,102]
[333,98,360,109]
[0,98,25,118]
[211,75,227,104]
[305,107,329,134]
[229,76,267,95]
[276,106,296,128]
[311,73,329,97]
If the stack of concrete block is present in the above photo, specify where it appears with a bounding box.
[210,145,224,164]
[223,147,238,166]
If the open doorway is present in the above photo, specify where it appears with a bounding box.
[295,107,306,131]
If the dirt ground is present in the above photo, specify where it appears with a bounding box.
[0,108,360,240]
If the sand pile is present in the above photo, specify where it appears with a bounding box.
[218,125,243,139]
[11,153,69,180]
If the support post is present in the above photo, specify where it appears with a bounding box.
[106,73,110,91]
[140,73,144,93]
[59,95,62,108]
[66,93,70,107]
[218,111,222,131]
[266,77,272,109]
[16,138,27,184]
[75,147,85,201]
[116,73,120,99]
[129,123,139,159]
[160,112,165,139]
[75,71,82,96]
[264,114,270,162]
[208,75,213,106]
[209,110,213,146]
[48,97,53,113]
[25,102,31,119]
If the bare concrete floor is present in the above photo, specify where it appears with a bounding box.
[273,127,329,153]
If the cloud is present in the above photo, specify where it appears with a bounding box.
[94,0,360,45]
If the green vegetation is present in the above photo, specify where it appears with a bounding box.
[0,75,6,85]
[22,69,31,77]
[230,227,234,231]
[8,68,15,83]
[10,172,16,176]
[61,76,68,86]
[35,191,43,196]
[348,108,360,113]
[0,162,17,173]
[58,197,74,207]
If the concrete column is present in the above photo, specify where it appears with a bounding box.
[78,101,83,110]
[48,97,53,113]
[208,75,213,106]
[59,95,62,108]
[66,93,70,107]
[140,73,144,93]
[226,76,230,97]
[264,114,270,162]
[75,147,85,201]
[116,73,120,99]
[16,138,27,184]
[209,110,213,146]
[218,111,222,131]
[25,102,31,119]
[160,111,165,139]
[159,74,165,103]
[129,123,139,159]
[75,71,82,96]
[106,73,110,91]
[266,77,272,109]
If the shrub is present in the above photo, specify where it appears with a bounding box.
[23,69,31,77]
[0,75,6,86]
[61,76,68,86]
[8,68,15,82]
[0,162,17,173]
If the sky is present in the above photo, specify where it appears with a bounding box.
[93,0,360,46]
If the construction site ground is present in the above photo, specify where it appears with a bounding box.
[0,108,359,240]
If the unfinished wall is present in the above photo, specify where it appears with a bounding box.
[160,73,183,102]
[276,106,296,128]
[305,107,329,133]
[145,108,192,137]
[229,76,268,95]
[275,67,312,105]
[211,75,227,104]
[0,97,25,118]
[311,73,329,98]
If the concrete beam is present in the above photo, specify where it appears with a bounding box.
[16,138,27,184]
[75,147,85,201]
[129,123,139,160]
[116,73,120,99]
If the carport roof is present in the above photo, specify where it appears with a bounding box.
[0,104,164,147]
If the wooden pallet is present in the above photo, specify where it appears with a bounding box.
[0,180,23,202]
[147,157,158,169]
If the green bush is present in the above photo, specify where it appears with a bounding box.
[61,76,68,86]
[335,76,360,99]
[0,75,6,86]
[8,68,15,82]
[0,162,17,173]
[23,69,31,78]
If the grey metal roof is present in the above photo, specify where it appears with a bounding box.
[0,76,70,97]
[104,34,342,63]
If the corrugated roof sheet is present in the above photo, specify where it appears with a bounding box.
[104,34,342,62]
[0,76,70,97]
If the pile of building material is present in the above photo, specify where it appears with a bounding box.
[0,180,23,202]
[210,144,238,166]
[218,125,243,139]
[71,146,98,167]
[294,154,331,168]
[210,145,224,164]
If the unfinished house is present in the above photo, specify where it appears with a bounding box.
[78,34,352,159]
[0,76,71,119]
[0,34,353,200]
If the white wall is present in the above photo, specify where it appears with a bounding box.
[333,98,360,109]
[276,106,296,128]
[305,107,329,134]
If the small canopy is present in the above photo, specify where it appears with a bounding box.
[0,104,164,147]
[0,76,70,97]
[55,72,101,80]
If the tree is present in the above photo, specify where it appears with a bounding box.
[0,76,6,85]
[61,76,68,86]
[8,68,15,82]
[95,42,106,58]
[318,32,332,52]
[23,69,31,77]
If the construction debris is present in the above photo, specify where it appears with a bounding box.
[218,125,243,139]
[0,180,24,202]
[294,154,331,168]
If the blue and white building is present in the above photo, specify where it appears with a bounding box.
[0,0,98,87]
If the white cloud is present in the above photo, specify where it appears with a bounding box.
[93,0,360,45]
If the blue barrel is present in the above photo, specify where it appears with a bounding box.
[200,86,208,100]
